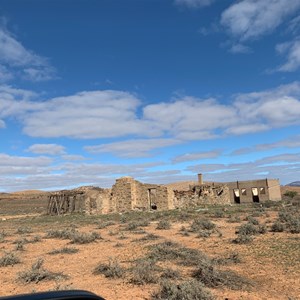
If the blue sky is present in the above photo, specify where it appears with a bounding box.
[1,0,300,192]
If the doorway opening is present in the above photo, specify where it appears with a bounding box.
[148,188,157,210]
[252,187,259,203]
[233,189,240,203]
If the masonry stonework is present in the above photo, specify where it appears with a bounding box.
[174,183,231,208]
[46,175,282,215]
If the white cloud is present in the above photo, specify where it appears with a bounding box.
[62,154,86,161]
[1,82,300,142]
[0,26,56,82]
[226,124,270,135]
[0,85,40,120]
[0,153,52,168]
[276,38,300,71]
[232,135,300,155]
[229,44,252,54]
[187,153,300,184]
[0,64,13,81]
[23,67,57,82]
[288,15,300,34]
[172,150,222,163]
[230,82,300,131]
[0,153,167,192]
[143,97,236,138]
[0,119,5,128]
[174,0,215,9]
[27,144,66,155]
[21,90,159,139]
[221,0,300,41]
[85,138,180,158]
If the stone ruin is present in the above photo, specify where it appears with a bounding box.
[47,175,231,215]
[174,183,230,208]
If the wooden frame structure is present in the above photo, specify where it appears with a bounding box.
[47,190,85,215]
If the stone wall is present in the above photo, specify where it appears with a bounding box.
[225,179,281,203]
[46,176,281,216]
[110,177,175,212]
[174,184,231,208]
[84,187,111,215]
[111,177,134,213]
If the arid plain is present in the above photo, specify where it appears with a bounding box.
[0,186,299,300]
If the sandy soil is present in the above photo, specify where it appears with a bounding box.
[0,208,299,300]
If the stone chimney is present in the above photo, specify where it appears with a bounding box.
[198,173,203,185]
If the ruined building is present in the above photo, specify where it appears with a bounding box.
[225,178,282,204]
[47,174,282,215]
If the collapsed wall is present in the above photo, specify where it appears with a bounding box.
[174,183,231,208]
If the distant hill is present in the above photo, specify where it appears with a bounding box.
[286,181,300,187]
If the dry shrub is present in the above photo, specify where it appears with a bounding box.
[236,223,258,236]
[147,241,210,267]
[233,234,254,244]
[48,247,79,255]
[227,215,241,223]
[152,280,215,300]
[15,241,25,251]
[192,264,250,290]
[135,233,160,242]
[93,258,125,278]
[96,221,116,229]
[0,252,20,267]
[245,216,259,225]
[130,259,157,285]
[161,268,181,279]
[46,228,76,239]
[190,218,216,232]
[213,252,241,265]
[18,258,67,283]
[156,220,171,230]
[271,220,285,232]
[69,231,101,244]
[16,227,33,234]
